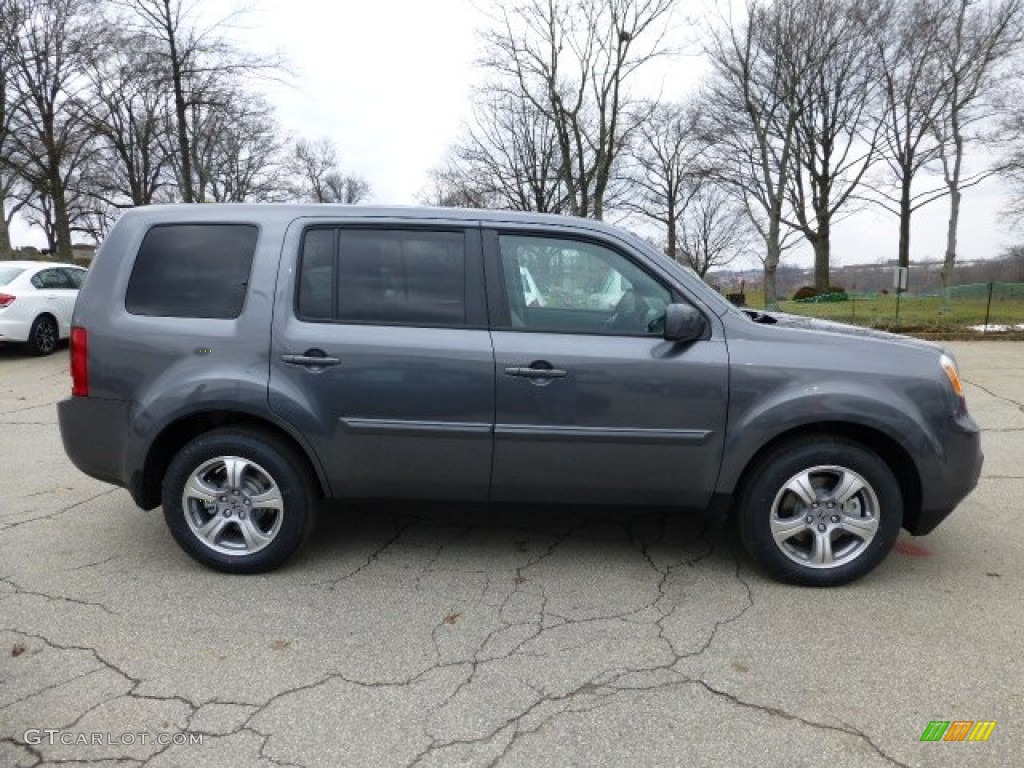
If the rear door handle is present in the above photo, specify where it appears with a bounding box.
[282,351,341,368]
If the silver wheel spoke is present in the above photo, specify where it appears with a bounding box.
[239,516,273,551]
[770,464,881,571]
[785,472,818,507]
[840,512,879,540]
[184,474,220,504]
[195,516,231,547]
[248,488,284,511]
[832,470,866,505]
[183,454,284,556]
[223,457,248,490]
[770,515,807,545]
[810,529,835,566]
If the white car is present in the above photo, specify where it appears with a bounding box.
[0,261,88,355]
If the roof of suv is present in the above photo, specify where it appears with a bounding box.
[121,203,631,238]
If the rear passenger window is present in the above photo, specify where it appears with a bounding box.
[61,268,86,289]
[126,224,258,318]
[32,269,74,289]
[296,229,467,326]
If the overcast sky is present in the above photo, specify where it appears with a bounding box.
[11,0,1018,271]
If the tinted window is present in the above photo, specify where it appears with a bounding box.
[60,268,86,289]
[0,268,24,286]
[498,234,671,335]
[32,269,74,289]
[297,229,335,320]
[126,224,258,318]
[296,229,467,326]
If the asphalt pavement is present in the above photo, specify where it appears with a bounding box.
[0,341,1020,767]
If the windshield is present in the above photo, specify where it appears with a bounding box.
[0,267,25,286]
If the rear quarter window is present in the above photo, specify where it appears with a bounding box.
[125,224,258,318]
[0,267,25,286]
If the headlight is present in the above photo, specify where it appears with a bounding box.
[940,353,966,405]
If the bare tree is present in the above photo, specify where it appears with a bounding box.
[291,137,370,204]
[678,183,754,276]
[933,0,1024,289]
[80,27,173,213]
[115,0,281,203]
[702,0,802,305]
[481,0,677,220]
[623,100,703,260]
[783,0,887,291]
[418,163,497,209]
[3,0,98,259]
[872,0,950,269]
[0,2,29,257]
[323,174,370,205]
[190,91,288,203]
[460,87,566,213]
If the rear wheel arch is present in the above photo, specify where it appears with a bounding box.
[138,411,329,509]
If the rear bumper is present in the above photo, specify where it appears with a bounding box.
[57,396,131,490]
[906,415,984,535]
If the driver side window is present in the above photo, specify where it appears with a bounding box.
[497,234,670,335]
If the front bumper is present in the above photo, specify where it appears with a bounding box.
[906,414,984,535]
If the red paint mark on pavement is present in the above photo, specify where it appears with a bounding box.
[894,540,933,557]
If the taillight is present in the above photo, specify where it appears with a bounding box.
[70,326,88,397]
[0,293,15,308]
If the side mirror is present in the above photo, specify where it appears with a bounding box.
[663,303,706,342]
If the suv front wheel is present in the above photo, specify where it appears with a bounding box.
[738,438,902,586]
[162,428,317,573]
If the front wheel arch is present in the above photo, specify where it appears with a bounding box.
[727,421,922,533]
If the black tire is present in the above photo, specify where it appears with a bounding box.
[738,437,902,587]
[162,428,318,574]
[27,315,59,356]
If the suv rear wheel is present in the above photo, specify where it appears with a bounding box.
[738,437,902,586]
[162,428,317,573]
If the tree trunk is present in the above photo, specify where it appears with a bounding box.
[940,187,961,290]
[0,202,13,258]
[763,214,783,307]
[666,205,677,261]
[763,259,778,309]
[51,186,74,262]
[813,232,830,291]
[898,176,912,269]
[163,1,193,203]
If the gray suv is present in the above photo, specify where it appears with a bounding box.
[57,205,982,586]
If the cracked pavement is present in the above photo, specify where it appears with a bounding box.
[1,341,1021,767]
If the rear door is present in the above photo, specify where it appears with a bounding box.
[486,229,729,507]
[269,219,494,500]
[32,268,77,335]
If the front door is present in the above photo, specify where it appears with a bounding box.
[487,231,729,507]
[269,221,494,500]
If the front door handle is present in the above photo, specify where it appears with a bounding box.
[504,363,567,380]
[282,350,341,368]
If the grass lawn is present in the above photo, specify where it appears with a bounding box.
[735,289,1024,329]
